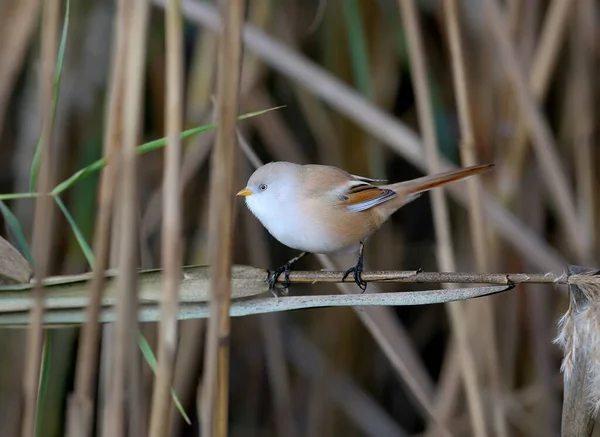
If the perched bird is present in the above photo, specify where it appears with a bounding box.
[237,161,493,293]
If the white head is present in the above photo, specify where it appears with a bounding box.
[236,162,302,225]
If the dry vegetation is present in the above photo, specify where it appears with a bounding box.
[0,0,598,436]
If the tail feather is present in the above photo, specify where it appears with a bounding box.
[389,163,494,196]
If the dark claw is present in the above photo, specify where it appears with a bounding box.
[342,241,367,292]
[266,263,292,297]
[266,252,307,297]
[342,262,367,293]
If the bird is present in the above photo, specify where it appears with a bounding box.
[236,161,493,294]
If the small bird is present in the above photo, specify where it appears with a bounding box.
[237,161,493,293]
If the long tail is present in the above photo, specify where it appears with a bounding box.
[389,163,494,196]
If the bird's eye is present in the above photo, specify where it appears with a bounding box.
[259,184,268,191]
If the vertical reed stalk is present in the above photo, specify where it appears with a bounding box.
[67,1,129,435]
[148,0,184,435]
[444,1,507,436]
[106,0,148,435]
[497,0,574,202]
[397,1,488,435]
[482,0,585,261]
[201,1,246,435]
[571,0,595,263]
[21,1,60,436]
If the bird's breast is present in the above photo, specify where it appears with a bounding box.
[252,197,376,254]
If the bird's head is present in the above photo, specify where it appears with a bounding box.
[236,161,301,220]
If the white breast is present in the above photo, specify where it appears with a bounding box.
[245,196,344,254]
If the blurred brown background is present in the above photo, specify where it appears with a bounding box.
[0,0,598,436]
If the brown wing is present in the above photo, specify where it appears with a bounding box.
[301,164,397,212]
[339,182,397,212]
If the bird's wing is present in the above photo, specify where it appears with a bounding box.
[348,173,388,183]
[302,164,396,212]
[336,181,397,213]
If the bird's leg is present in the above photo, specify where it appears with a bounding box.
[267,251,307,295]
[342,241,367,292]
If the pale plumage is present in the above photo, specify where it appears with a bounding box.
[237,161,493,293]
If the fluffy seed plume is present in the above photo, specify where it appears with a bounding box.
[555,267,600,415]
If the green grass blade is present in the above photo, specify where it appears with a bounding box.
[2,107,283,200]
[50,105,282,196]
[51,161,106,197]
[137,332,191,425]
[29,0,70,192]
[343,0,372,97]
[36,332,52,437]
[54,196,95,269]
[0,193,41,201]
[343,0,386,178]
[0,200,34,266]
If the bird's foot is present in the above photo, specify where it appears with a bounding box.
[266,262,293,297]
[342,260,367,293]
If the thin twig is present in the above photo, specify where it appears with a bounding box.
[238,151,298,437]
[21,1,60,436]
[444,1,507,436]
[148,0,184,435]
[200,0,246,435]
[67,0,129,435]
[0,266,579,299]
[107,0,148,435]
[0,266,590,326]
[397,1,488,435]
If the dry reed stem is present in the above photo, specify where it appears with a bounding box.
[143,2,268,240]
[67,1,129,435]
[497,0,574,202]
[240,176,298,437]
[157,0,567,272]
[148,0,184,435]
[0,267,582,301]
[571,0,595,263]
[0,0,40,137]
[443,0,489,271]
[397,1,488,435]
[106,0,148,435]
[426,341,461,435]
[20,1,59,436]
[259,314,297,437]
[165,85,220,437]
[443,1,507,436]
[483,0,586,262]
[200,0,245,435]
[161,13,267,429]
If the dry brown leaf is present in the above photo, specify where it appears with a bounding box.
[0,235,32,285]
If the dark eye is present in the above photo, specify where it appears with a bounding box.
[259,184,268,191]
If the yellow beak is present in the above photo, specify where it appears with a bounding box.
[236,188,253,197]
